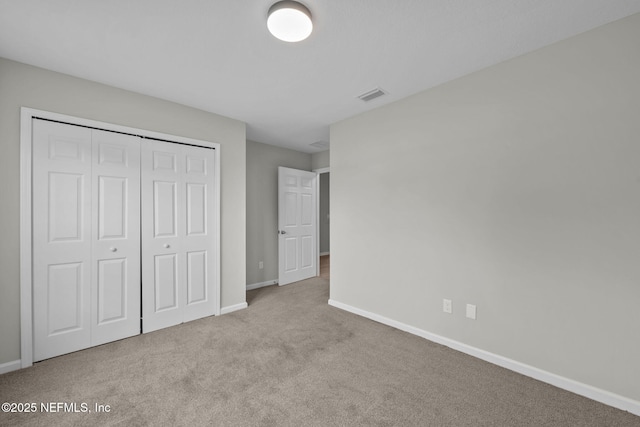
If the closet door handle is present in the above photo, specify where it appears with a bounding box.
[164,243,170,249]
[110,247,117,252]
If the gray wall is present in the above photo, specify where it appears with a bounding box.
[311,150,329,170]
[0,58,247,365]
[319,173,330,254]
[246,140,311,286]
[330,14,640,402]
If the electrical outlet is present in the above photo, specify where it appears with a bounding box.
[443,299,452,314]
[259,261,264,269]
[466,304,477,320]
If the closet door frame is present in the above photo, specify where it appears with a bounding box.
[19,107,221,368]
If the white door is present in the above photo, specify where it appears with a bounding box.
[33,120,92,361]
[32,120,141,361]
[182,144,217,322]
[278,167,318,285]
[141,140,217,332]
[90,129,141,346]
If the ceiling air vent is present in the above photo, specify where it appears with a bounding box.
[310,140,329,149]
[358,87,386,102]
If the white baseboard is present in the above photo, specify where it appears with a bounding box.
[320,252,330,256]
[220,302,248,315]
[246,280,278,291]
[0,359,22,375]
[327,299,640,417]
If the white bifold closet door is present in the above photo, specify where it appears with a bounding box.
[32,120,141,362]
[141,139,217,333]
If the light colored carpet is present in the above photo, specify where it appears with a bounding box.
[1,277,638,426]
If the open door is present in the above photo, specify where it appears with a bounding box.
[278,167,318,285]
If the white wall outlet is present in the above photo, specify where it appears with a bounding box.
[443,299,452,314]
[466,304,477,320]
[259,261,264,269]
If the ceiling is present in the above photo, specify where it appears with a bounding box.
[1,1,639,153]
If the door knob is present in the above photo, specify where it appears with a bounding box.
[279,230,286,235]
[164,243,170,248]
[110,247,117,252]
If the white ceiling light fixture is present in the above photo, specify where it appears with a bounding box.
[267,1,313,43]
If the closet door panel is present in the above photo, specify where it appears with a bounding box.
[91,130,141,346]
[33,120,93,361]
[97,258,126,322]
[154,253,179,311]
[182,145,216,322]
[153,181,178,237]
[187,250,207,304]
[142,141,216,330]
[142,140,185,332]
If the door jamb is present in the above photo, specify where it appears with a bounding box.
[20,107,221,368]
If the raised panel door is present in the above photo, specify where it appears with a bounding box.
[91,130,141,346]
[142,140,184,332]
[182,145,216,322]
[278,167,318,285]
[33,120,92,361]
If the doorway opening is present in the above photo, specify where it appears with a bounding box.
[316,168,330,280]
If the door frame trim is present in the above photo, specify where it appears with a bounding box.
[20,107,221,368]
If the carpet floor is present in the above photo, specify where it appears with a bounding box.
[1,277,638,426]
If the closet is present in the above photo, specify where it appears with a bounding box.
[30,118,218,361]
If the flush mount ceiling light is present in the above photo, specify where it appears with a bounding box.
[267,1,313,42]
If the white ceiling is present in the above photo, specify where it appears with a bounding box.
[1,1,639,153]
